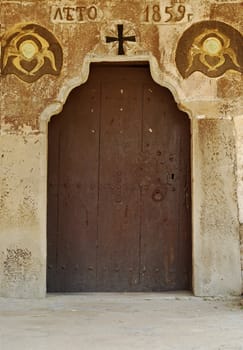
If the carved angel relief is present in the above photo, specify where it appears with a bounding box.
[176,21,243,78]
[1,23,63,83]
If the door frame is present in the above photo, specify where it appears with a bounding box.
[46,63,192,292]
[38,56,242,297]
[42,58,194,293]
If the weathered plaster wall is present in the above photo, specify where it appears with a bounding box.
[240,225,243,290]
[0,0,242,297]
[0,133,47,298]
[235,116,243,290]
[193,118,240,296]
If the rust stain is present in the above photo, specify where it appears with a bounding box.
[141,25,160,63]
[217,75,243,99]
[198,119,235,160]
[3,116,39,132]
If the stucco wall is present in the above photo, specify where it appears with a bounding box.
[0,133,46,298]
[240,225,243,289]
[193,118,240,296]
[235,116,243,290]
[0,0,242,297]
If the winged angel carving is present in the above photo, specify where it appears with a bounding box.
[1,23,63,82]
[186,29,240,73]
[175,21,243,78]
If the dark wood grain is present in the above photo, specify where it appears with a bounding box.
[47,65,191,292]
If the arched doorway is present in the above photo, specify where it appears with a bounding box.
[47,64,192,292]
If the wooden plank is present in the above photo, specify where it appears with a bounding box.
[140,83,191,290]
[96,67,143,291]
[47,115,60,292]
[49,82,100,292]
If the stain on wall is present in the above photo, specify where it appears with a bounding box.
[198,120,237,231]
[217,75,243,99]
[210,3,243,26]
[1,248,43,298]
[3,249,32,280]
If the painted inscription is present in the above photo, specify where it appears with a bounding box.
[51,3,192,25]
[176,21,243,78]
[51,5,102,23]
[141,1,193,24]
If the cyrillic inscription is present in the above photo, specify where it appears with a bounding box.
[51,6,102,23]
[51,3,193,25]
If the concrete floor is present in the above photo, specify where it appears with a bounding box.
[0,293,243,350]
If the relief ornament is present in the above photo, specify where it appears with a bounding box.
[1,23,63,83]
[175,21,243,78]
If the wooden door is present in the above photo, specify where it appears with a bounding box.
[47,65,191,292]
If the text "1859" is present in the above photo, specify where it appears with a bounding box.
[142,4,193,24]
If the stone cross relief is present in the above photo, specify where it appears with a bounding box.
[105,24,136,55]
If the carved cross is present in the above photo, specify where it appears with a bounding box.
[106,24,136,55]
